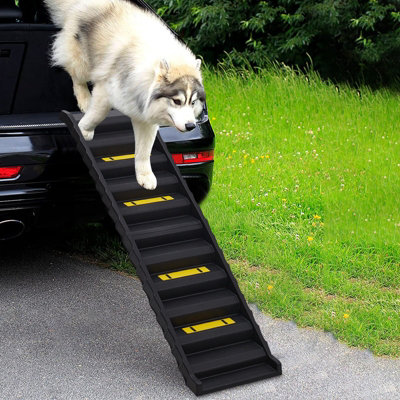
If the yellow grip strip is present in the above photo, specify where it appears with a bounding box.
[158,266,210,281]
[124,195,174,207]
[102,154,135,162]
[182,318,235,334]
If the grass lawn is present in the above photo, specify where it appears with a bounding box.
[200,67,400,357]
[67,67,400,357]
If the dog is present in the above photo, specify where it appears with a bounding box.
[44,0,205,190]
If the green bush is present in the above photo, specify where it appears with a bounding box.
[148,0,400,85]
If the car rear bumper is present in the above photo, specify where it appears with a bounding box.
[0,114,215,238]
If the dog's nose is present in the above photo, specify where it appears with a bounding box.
[185,122,196,131]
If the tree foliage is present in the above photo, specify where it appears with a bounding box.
[147,0,400,84]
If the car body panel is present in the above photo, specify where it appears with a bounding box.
[0,118,215,235]
[0,1,215,238]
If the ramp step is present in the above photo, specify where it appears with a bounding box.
[99,152,169,179]
[120,193,192,224]
[200,362,278,394]
[188,340,266,378]
[108,171,179,201]
[141,238,215,273]
[130,215,203,248]
[61,110,281,396]
[164,288,240,326]
[153,263,227,299]
[89,130,135,157]
[178,315,254,353]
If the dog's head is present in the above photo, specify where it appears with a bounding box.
[148,59,205,132]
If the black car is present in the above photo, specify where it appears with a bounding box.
[0,0,215,241]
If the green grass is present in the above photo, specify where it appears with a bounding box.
[67,66,400,357]
[200,67,400,357]
[62,223,135,274]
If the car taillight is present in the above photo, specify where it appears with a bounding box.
[172,150,214,164]
[0,166,23,179]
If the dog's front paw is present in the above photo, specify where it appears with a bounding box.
[78,122,94,141]
[136,171,157,190]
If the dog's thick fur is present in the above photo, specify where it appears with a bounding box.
[44,0,205,190]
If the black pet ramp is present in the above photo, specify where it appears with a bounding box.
[60,110,282,395]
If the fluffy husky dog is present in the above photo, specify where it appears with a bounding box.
[44,0,205,190]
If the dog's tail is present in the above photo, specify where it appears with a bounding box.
[43,0,81,27]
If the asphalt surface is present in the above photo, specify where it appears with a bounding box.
[1,245,399,400]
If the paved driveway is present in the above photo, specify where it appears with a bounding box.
[1,244,399,399]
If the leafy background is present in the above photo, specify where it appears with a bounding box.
[147,0,400,86]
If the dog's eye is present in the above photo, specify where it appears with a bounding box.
[191,100,197,106]
[173,99,182,106]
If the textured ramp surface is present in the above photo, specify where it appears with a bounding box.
[1,248,399,400]
[60,110,280,395]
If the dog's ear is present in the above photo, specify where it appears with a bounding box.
[160,59,169,72]
[155,59,169,82]
[195,59,202,70]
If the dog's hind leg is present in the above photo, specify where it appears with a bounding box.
[73,81,92,113]
[78,82,111,141]
[52,27,92,112]
[68,41,91,112]
[132,120,158,190]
